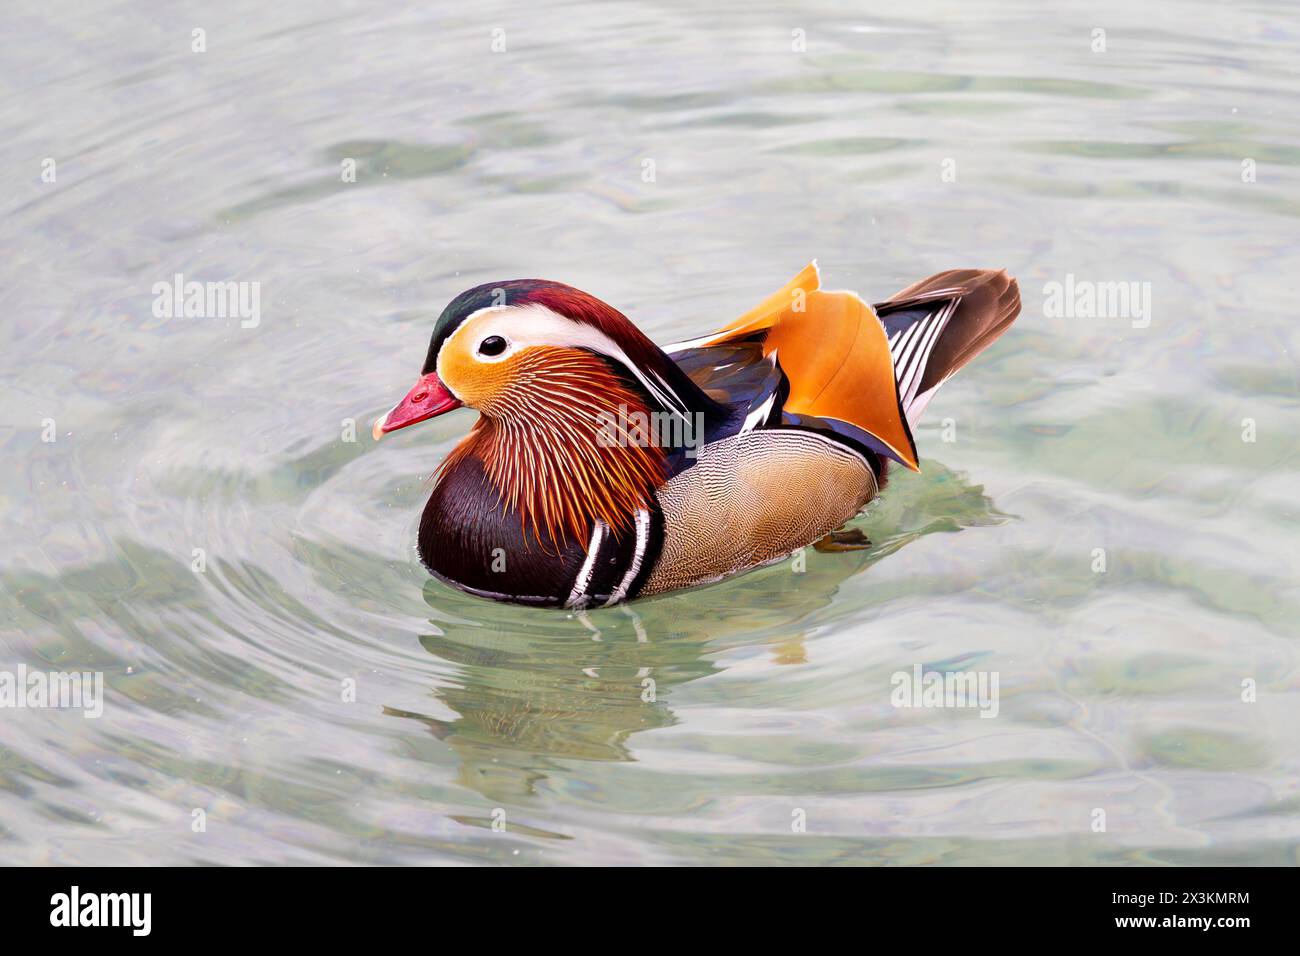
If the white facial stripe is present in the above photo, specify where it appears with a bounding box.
[439,303,688,415]
[444,306,526,364]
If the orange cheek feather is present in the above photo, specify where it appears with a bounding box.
[436,339,520,412]
[435,345,667,551]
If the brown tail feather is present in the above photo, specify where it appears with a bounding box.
[876,269,1020,398]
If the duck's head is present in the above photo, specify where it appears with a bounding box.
[375,280,722,547]
[374,279,703,439]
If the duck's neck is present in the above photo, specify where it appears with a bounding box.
[438,351,671,551]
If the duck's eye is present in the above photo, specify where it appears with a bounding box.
[477,335,507,357]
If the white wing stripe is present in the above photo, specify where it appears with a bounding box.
[899,299,956,407]
[900,307,947,404]
[893,311,933,383]
[890,298,960,406]
[891,320,923,370]
[741,391,778,433]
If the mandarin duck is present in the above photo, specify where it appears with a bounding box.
[375,264,1020,608]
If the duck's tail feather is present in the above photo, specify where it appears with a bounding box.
[874,269,1020,427]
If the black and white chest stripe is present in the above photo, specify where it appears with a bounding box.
[564,506,664,609]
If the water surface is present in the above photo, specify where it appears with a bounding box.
[2,0,1298,865]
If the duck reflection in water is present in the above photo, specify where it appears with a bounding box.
[383,462,1005,806]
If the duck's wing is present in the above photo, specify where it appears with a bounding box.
[666,264,1021,470]
[664,263,919,470]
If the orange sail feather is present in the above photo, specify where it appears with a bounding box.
[690,264,919,470]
